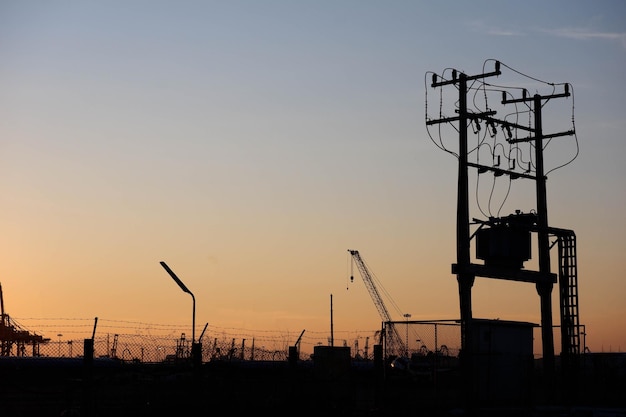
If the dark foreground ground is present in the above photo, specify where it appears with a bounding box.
[1,355,625,417]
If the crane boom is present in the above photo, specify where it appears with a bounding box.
[348,249,406,357]
[348,250,393,322]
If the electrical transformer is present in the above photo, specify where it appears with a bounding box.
[476,212,536,269]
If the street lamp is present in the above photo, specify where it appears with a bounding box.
[403,313,411,357]
[160,261,196,343]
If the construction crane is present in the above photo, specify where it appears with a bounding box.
[347,249,406,357]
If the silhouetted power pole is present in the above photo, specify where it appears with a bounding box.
[501,88,574,392]
[428,63,502,394]
[427,61,575,403]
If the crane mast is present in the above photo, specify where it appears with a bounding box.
[347,249,406,357]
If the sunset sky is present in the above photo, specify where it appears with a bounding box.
[1,1,625,355]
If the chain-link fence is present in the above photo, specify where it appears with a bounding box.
[3,320,463,364]
[384,320,461,358]
[2,333,295,363]
[4,317,582,364]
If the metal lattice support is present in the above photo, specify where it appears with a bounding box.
[557,230,580,356]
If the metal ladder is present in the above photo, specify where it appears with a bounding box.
[555,230,580,355]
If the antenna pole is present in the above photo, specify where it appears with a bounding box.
[330,294,334,347]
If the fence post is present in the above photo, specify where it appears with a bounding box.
[82,338,94,416]
[192,342,202,369]
[83,338,94,369]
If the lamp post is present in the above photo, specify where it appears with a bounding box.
[403,313,411,357]
[160,261,196,344]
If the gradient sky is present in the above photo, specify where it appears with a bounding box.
[1,1,625,354]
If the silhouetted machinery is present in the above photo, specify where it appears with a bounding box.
[348,249,406,358]
[475,211,535,270]
[0,283,50,356]
[470,210,582,360]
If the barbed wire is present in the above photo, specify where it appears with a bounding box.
[8,317,465,360]
[12,316,382,355]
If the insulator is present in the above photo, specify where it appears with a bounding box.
[505,125,513,139]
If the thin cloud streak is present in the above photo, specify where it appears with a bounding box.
[486,28,525,37]
[467,20,526,37]
[469,19,626,48]
[541,27,626,48]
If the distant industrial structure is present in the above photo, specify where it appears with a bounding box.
[347,249,406,357]
[0,283,50,356]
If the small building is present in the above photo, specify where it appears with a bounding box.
[312,345,351,380]
[470,318,536,405]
